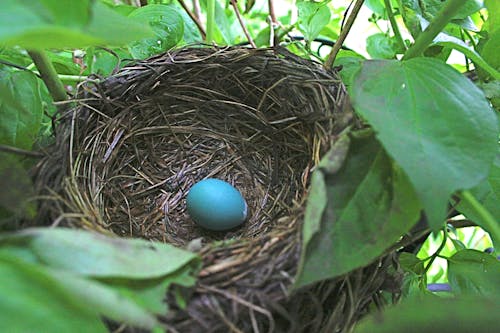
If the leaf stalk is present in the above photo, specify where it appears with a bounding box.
[27,50,67,103]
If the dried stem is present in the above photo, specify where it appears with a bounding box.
[193,0,202,21]
[230,0,256,48]
[177,0,206,39]
[324,0,365,69]
[268,0,277,25]
[0,144,44,158]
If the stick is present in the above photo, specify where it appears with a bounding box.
[177,0,206,39]
[230,0,256,48]
[324,0,365,69]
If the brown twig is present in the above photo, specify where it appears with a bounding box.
[268,0,277,25]
[177,0,206,39]
[0,144,44,158]
[192,0,202,22]
[268,0,279,46]
[324,0,365,69]
[230,0,256,48]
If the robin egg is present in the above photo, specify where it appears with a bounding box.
[186,178,248,231]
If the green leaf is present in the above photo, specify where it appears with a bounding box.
[479,29,500,76]
[334,52,365,88]
[402,0,483,21]
[484,0,499,35]
[49,269,162,330]
[456,155,500,241]
[447,249,500,296]
[0,47,32,68]
[0,254,107,333]
[295,131,421,288]
[366,33,397,59]
[127,4,184,59]
[350,58,499,229]
[297,1,331,42]
[0,153,36,222]
[433,31,500,80]
[200,0,237,44]
[0,228,200,279]
[353,295,498,333]
[104,267,197,315]
[0,71,44,150]
[0,0,152,49]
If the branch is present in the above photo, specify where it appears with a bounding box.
[177,0,206,39]
[0,144,44,158]
[268,0,277,25]
[403,0,467,60]
[324,0,365,69]
[230,0,256,48]
[193,0,202,22]
[27,50,67,103]
[383,0,406,52]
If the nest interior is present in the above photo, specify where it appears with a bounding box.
[34,46,400,333]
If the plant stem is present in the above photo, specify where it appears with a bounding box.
[27,50,67,102]
[230,0,256,48]
[383,0,406,52]
[459,190,500,245]
[206,0,215,44]
[423,229,448,274]
[324,0,365,70]
[403,0,467,60]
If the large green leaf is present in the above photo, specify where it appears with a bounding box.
[295,131,421,288]
[0,0,151,49]
[0,71,44,150]
[447,249,500,296]
[127,4,184,59]
[0,254,107,333]
[350,58,498,229]
[353,295,498,333]
[297,1,331,42]
[0,227,200,279]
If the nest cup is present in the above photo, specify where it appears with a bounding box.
[34,47,400,332]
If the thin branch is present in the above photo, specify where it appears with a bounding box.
[268,0,277,25]
[193,0,202,22]
[27,50,67,102]
[0,144,44,158]
[230,0,256,48]
[268,0,279,45]
[403,0,467,60]
[177,0,206,39]
[324,0,365,69]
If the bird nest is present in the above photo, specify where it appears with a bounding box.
[33,46,401,332]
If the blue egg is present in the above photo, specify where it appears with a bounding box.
[186,178,248,231]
